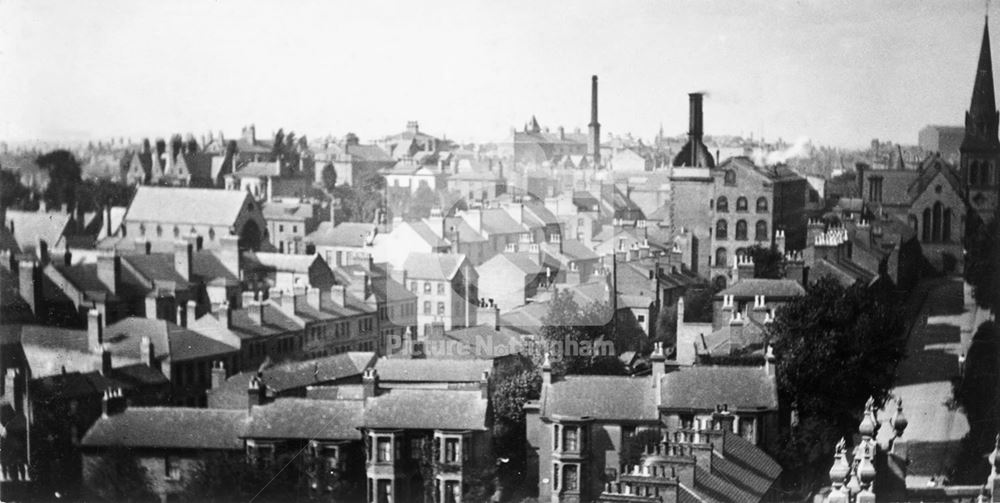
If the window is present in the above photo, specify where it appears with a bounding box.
[756,197,768,213]
[139,223,146,236]
[735,220,748,241]
[410,438,423,460]
[943,208,952,242]
[637,314,645,324]
[562,426,578,452]
[164,456,181,480]
[680,414,695,429]
[724,170,736,185]
[716,196,729,213]
[739,417,756,442]
[736,197,748,212]
[715,219,728,240]
[423,301,431,315]
[932,201,943,242]
[562,464,579,491]
[208,228,215,240]
[437,283,445,294]
[424,282,431,293]
[755,220,768,241]
[376,437,392,462]
[173,226,180,238]
[292,225,297,233]
[410,281,417,292]
[715,248,728,268]
[437,302,445,315]
[444,438,460,463]
[922,208,931,242]
[376,479,392,503]
[869,177,883,202]
[444,480,461,503]
[279,224,284,232]
[156,225,163,237]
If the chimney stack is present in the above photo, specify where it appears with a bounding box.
[187,300,197,325]
[688,93,705,166]
[362,368,379,398]
[140,335,156,367]
[87,309,103,351]
[248,375,265,409]
[588,75,601,167]
[211,361,226,389]
[97,252,122,295]
[100,343,113,376]
[480,370,490,399]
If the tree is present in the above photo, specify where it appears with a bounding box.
[950,321,1000,483]
[537,289,626,377]
[746,244,784,279]
[182,451,304,502]
[0,170,32,210]
[653,304,678,349]
[409,184,438,219]
[36,150,81,210]
[321,163,337,193]
[767,276,906,491]
[84,447,156,502]
[965,215,1000,314]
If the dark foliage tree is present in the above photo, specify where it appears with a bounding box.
[682,285,720,323]
[36,150,81,210]
[84,446,156,503]
[182,451,305,502]
[950,321,1000,483]
[965,215,1000,314]
[746,244,784,279]
[537,289,628,377]
[767,276,906,493]
[75,179,136,212]
[331,173,385,225]
[409,184,438,220]
[653,304,678,349]
[320,163,337,193]
[0,170,32,210]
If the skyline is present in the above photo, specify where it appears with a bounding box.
[0,0,994,148]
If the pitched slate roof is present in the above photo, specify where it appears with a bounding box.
[123,253,191,289]
[434,325,528,359]
[236,161,281,177]
[480,208,526,235]
[402,252,467,281]
[363,389,488,430]
[30,370,130,403]
[245,398,363,440]
[346,144,394,162]
[262,201,314,222]
[82,407,247,450]
[442,217,488,243]
[374,357,492,383]
[543,375,659,420]
[306,222,377,248]
[106,317,239,362]
[717,279,805,299]
[659,366,778,411]
[481,253,543,277]
[4,210,71,249]
[125,186,253,227]
[403,221,450,248]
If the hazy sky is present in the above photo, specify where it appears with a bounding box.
[0,0,993,147]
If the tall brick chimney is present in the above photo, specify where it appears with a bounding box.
[688,93,704,167]
[588,75,601,167]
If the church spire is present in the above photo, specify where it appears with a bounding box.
[972,16,997,116]
[963,15,1000,152]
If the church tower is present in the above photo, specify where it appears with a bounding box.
[960,15,1000,220]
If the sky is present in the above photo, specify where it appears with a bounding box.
[0,0,993,148]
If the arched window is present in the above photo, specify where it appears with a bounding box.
[715,219,728,240]
[715,248,728,268]
[756,197,768,213]
[139,223,146,237]
[907,215,918,233]
[735,220,748,241]
[755,220,768,241]
[173,226,180,238]
[156,225,163,237]
[736,197,748,212]
[724,170,736,185]
[932,201,943,242]
[943,208,952,242]
[922,208,931,242]
[970,161,981,186]
[208,228,216,241]
[716,196,729,213]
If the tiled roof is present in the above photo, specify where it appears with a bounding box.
[363,389,488,430]
[228,304,302,340]
[82,407,247,450]
[402,252,467,281]
[4,210,71,249]
[246,398,363,440]
[694,464,756,502]
[125,186,253,227]
[123,253,191,289]
[864,169,920,206]
[711,451,775,498]
[261,352,373,392]
[480,209,526,235]
[721,430,782,479]
[659,366,778,411]
[306,222,377,248]
[717,279,805,299]
[543,375,659,420]
[193,251,240,285]
[374,357,491,383]
[106,317,238,362]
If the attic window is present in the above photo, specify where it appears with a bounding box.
[935,185,942,194]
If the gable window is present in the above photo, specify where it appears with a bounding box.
[736,220,748,241]
[756,197,768,213]
[736,197,748,212]
[724,170,736,185]
[716,196,728,213]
